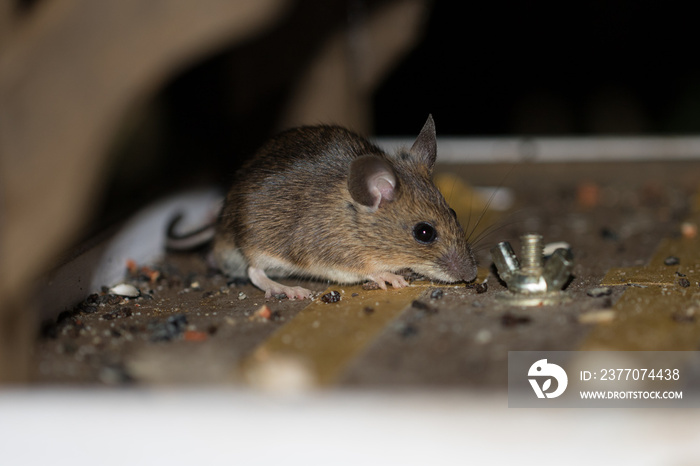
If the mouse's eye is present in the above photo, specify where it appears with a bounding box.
[449,208,457,219]
[413,222,437,244]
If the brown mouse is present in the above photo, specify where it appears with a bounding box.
[213,115,477,299]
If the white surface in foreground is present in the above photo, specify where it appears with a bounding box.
[0,389,698,466]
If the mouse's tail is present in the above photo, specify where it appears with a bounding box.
[165,213,216,251]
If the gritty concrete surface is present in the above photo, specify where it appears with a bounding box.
[32,161,700,389]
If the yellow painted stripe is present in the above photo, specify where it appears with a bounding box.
[581,285,700,350]
[602,218,700,287]
[242,268,489,386]
[587,189,700,350]
[242,283,426,386]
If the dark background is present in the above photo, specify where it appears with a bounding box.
[374,1,700,136]
[101,0,700,226]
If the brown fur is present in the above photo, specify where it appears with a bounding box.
[214,116,477,292]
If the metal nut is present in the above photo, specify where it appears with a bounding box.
[490,233,574,306]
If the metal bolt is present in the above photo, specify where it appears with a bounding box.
[490,233,574,306]
[519,234,543,273]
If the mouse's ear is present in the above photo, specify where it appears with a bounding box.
[348,155,397,211]
[409,114,437,171]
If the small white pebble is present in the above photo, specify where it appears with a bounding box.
[109,283,140,298]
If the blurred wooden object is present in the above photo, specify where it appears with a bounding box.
[0,0,290,382]
[0,0,429,382]
[279,0,427,132]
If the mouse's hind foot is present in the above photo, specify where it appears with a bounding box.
[247,266,313,300]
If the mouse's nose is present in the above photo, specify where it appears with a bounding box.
[439,247,477,283]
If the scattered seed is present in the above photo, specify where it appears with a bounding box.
[94,294,123,305]
[664,256,680,266]
[474,329,492,344]
[183,330,209,342]
[363,306,375,315]
[577,182,600,208]
[430,289,444,300]
[126,259,138,276]
[398,323,418,338]
[256,305,272,320]
[501,312,531,327]
[578,310,616,324]
[109,283,140,298]
[671,308,696,323]
[102,307,132,321]
[678,278,691,288]
[599,228,619,241]
[321,291,341,303]
[143,267,161,284]
[227,278,249,286]
[600,297,613,309]
[148,314,188,342]
[238,292,248,300]
[98,364,133,385]
[77,302,98,314]
[475,283,488,294]
[681,222,697,239]
[412,300,437,314]
[586,287,612,298]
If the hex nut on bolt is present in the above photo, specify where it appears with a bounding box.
[490,234,574,306]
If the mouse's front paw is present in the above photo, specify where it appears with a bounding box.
[368,273,409,290]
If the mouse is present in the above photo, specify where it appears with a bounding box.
[210,115,478,299]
